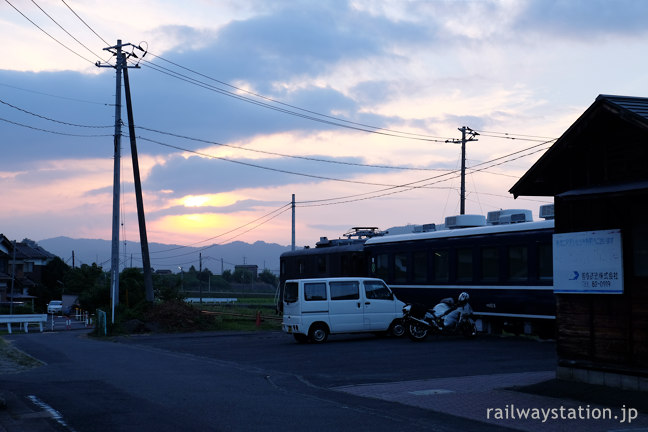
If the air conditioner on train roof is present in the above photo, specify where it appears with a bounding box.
[539,204,555,220]
[486,209,533,225]
[445,214,487,229]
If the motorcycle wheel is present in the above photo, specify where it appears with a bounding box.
[407,322,428,341]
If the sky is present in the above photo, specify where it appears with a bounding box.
[2,0,648,268]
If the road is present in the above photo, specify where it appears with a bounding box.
[0,330,556,432]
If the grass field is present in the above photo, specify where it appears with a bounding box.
[195,302,282,331]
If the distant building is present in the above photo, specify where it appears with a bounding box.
[154,269,173,275]
[234,264,258,279]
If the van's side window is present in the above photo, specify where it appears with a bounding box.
[329,281,360,300]
[304,283,327,301]
[364,280,393,300]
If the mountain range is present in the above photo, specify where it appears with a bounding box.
[38,237,293,275]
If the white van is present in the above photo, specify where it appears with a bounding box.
[281,277,405,343]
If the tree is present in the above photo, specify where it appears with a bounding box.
[64,263,104,295]
[221,269,232,282]
[34,257,70,309]
[41,256,70,297]
[119,268,146,308]
[258,269,278,287]
[153,273,183,302]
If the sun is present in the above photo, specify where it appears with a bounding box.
[183,195,210,207]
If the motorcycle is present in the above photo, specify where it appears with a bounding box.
[402,294,477,341]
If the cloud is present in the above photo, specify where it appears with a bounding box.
[143,152,395,196]
[514,0,648,39]
[149,198,285,218]
[0,71,115,163]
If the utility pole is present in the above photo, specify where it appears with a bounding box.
[199,252,203,305]
[448,127,479,215]
[97,40,144,322]
[291,194,295,251]
[9,241,15,315]
[123,64,154,303]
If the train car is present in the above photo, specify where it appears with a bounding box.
[278,228,381,309]
[363,207,555,335]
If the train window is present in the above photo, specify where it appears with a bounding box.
[330,281,360,300]
[317,256,326,273]
[481,247,499,282]
[508,246,528,281]
[413,252,427,282]
[456,248,473,282]
[341,255,350,275]
[394,253,408,283]
[537,243,553,280]
[304,282,327,301]
[298,260,305,275]
[433,250,449,282]
[374,254,389,279]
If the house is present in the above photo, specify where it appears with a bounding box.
[510,94,648,389]
[0,235,56,303]
[0,235,13,303]
[234,264,258,279]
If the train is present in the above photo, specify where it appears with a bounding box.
[279,205,556,336]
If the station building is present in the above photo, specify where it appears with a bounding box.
[511,95,648,389]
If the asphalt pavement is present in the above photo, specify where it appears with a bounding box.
[1,331,647,432]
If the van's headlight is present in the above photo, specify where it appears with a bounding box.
[402,304,411,314]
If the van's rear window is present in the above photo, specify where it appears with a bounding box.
[284,282,299,303]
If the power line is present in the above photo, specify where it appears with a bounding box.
[140,53,556,145]
[4,0,96,65]
[0,93,549,178]
[296,140,554,207]
[60,0,110,46]
[0,116,112,137]
[146,51,454,142]
[0,82,111,106]
[136,134,453,190]
[0,96,549,187]
[136,125,454,172]
[139,58,453,143]
[30,0,103,62]
[472,129,556,141]
[0,97,112,128]
[144,205,293,261]
[149,203,292,255]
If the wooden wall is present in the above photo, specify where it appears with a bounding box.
[555,191,648,374]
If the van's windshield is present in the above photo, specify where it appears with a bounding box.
[284,282,299,303]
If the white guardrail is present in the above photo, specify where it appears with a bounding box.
[0,314,48,334]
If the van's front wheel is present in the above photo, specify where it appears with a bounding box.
[309,324,329,343]
[390,320,405,337]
